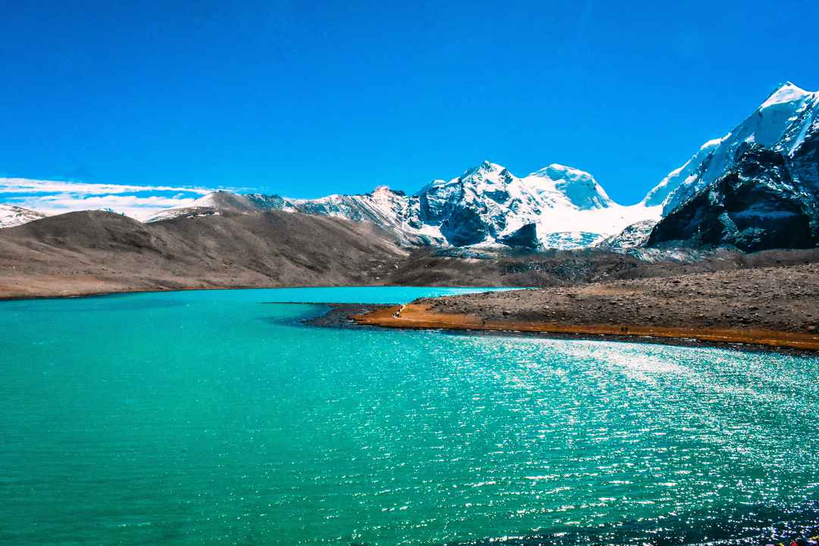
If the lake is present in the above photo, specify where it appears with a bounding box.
[1,287,818,545]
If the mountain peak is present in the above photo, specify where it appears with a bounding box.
[371,185,406,197]
[759,81,811,110]
[531,163,587,179]
[462,160,506,178]
[527,163,613,210]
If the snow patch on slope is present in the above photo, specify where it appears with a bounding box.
[759,82,811,110]
[0,204,48,228]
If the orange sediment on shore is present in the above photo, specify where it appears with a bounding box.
[353,303,819,352]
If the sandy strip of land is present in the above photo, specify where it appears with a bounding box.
[352,303,819,351]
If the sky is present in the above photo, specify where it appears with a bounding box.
[1,0,818,218]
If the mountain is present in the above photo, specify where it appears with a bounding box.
[0,204,47,229]
[148,187,440,246]
[596,81,819,252]
[147,191,292,222]
[10,82,816,254]
[0,207,702,299]
[8,207,818,300]
[415,160,636,248]
[288,186,437,246]
[151,161,660,250]
[643,82,818,213]
[319,160,656,249]
[0,209,408,298]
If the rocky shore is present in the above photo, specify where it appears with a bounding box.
[352,262,819,351]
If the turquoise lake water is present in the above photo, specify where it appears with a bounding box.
[1,286,818,545]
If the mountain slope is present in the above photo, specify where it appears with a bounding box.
[0,210,407,298]
[0,204,47,228]
[289,186,438,246]
[147,191,292,222]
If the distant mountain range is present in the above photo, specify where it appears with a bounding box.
[3,82,818,253]
[147,161,660,249]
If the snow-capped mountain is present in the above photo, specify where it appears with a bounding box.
[147,191,292,222]
[289,186,438,246]
[150,161,660,249]
[643,82,818,213]
[415,160,657,248]
[0,204,47,228]
[597,81,819,252]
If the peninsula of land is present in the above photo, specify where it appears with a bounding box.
[353,262,819,351]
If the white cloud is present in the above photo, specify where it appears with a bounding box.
[0,177,211,196]
[0,177,215,221]
[27,194,201,221]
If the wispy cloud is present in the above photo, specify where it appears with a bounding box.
[0,177,214,221]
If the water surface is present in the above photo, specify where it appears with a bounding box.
[1,287,817,545]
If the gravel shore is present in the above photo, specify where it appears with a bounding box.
[354,263,819,351]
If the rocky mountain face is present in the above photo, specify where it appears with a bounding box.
[647,143,819,251]
[595,220,658,252]
[0,204,47,229]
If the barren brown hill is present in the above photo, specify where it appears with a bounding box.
[0,210,407,299]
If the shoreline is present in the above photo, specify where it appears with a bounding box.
[0,282,511,303]
[5,282,818,354]
[351,303,819,353]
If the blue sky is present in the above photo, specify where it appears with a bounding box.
[1,0,817,217]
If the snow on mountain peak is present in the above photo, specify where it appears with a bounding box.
[460,160,508,177]
[525,163,613,210]
[371,185,406,198]
[759,82,811,110]
[532,163,583,178]
[475,160,505,172]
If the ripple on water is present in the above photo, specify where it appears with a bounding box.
[0,288,817,545]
